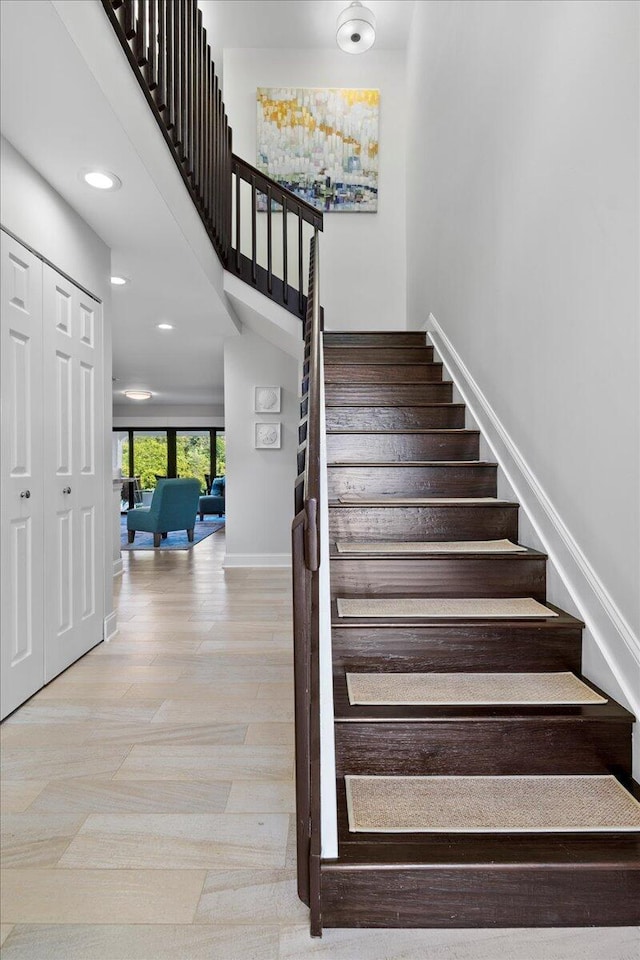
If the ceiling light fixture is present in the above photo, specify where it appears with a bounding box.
[81,169,122,191]
[336,1,376,54]
[124,389,152,401]
[110,276,128,285]
[156,323,174,330]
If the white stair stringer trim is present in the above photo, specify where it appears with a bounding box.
[425,313,640,733]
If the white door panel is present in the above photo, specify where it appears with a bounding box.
[1,232,45,719]
[43,267,103,680]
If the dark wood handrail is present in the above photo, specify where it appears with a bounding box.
[292,233,323,935]
[102,0,323,319]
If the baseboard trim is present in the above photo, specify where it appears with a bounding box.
[113,557,123,578]
[103,609,118,642]
[222,552,291,568]
[427,312,640,716]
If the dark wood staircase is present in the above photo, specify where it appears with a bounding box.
[320,331,640,928]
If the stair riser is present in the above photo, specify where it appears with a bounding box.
[328,463,497,498]
[329,505,519,542]
[327,433,480,462]
[329,556,547,601]
[331,626,583,673]
[325,363,444,383]
[321,868,640,928]
[324,332,427,346]
[335,721,633,777]
[325,406,466,430]
[326,383,453,404]
[324,347,435,363]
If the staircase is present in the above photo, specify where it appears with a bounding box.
[320,330,640,929]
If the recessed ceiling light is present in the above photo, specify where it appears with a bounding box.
[124,389,152,401]
[110,276,128,285]
[83,169,122,191]
[157,323,174,330]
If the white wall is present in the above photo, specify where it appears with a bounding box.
[1,134,116,634]
[223,328,300,565]
[223,48,407,330]
[406,1,639,714]
[113,404,225,429]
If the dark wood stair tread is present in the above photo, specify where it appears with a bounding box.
[327,428,478,435]
[329,498,516,508]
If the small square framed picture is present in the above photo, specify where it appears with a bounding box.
[254,386,281,413]
[255,422,281,449]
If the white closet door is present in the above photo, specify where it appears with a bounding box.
[0,231,45,719]
[43,266,104,680]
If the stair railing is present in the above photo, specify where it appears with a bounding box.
[292,234,323,935]
[101,0,323,318]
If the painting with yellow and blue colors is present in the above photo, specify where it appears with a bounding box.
[256,87,379,213]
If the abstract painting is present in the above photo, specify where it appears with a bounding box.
[257,87,379,213]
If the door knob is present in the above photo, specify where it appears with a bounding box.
[63,486,72,495]
[20,490,31,499]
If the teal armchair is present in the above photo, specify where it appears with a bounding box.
[127,478,201,547]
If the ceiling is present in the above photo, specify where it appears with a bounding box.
[198,1,415,51]
[1,0,414,410]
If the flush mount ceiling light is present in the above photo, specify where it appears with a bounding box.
[156,323,174,330]
[336,1,376,54]
[110,275,128,285]
[124,389,152,401]
[81,169,122,191]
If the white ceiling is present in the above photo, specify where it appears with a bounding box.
[198,1,415,51]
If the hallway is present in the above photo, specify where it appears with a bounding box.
[0,533,637,958]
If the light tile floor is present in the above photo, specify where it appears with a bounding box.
[1,531,638,959]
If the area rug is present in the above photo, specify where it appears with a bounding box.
[121,515,224,551]
[345,672,607,706]
[345,774,640,833]
[336,597,558,620]
[335,539,526,554]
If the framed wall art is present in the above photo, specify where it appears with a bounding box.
[254,386,281,413]
[255,422,281,449]
[257,87,379,213]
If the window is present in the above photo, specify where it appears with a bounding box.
[177,431,211,492]
[113,428,224,505]
[133,431,169,491]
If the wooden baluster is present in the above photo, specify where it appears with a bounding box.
[135,0,149,67]
[205,53,212,218]
[147,0,158,90]
[298,211,304,314]
[156,0,167,114]
[267,186,273,294]
[226,124,232,262]
[216,87,223,248]
[172,0,182,150]
[123,0,136,39]
[184,0,192,172]
[196,13,204,202]
[251,175,257,283]
[282,197,288,303]
[213,77,220,246]
[235,165,241,271]
[177,0,186,160]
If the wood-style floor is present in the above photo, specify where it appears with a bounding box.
[1,531,637,958]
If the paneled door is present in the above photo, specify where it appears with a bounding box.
[0,231,45,719]
[43,265,104,680]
